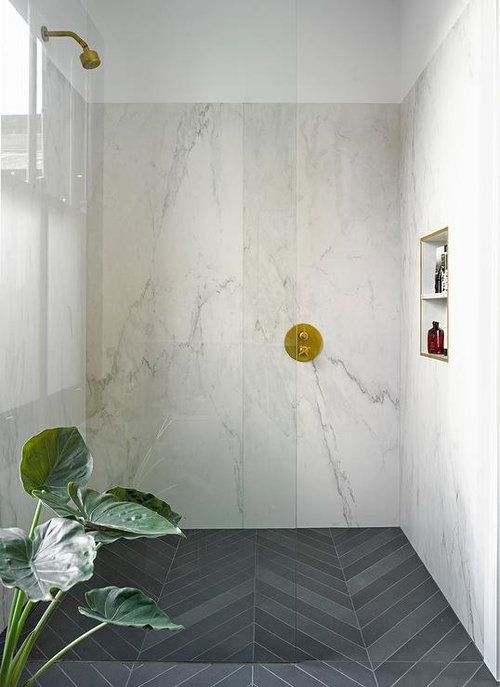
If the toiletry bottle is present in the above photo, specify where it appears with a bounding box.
[427,321,445,355]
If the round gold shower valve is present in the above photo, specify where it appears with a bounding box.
[284,323,323,362]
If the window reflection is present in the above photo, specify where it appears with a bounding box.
[0,0,30,179]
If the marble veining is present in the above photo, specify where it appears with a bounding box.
[87,102,400,530]
[400,0,484,650]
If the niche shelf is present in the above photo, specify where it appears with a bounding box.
[420,227,449,362]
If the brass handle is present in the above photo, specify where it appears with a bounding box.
[284,323,323,362]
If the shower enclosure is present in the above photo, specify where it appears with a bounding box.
[10,1,498,685]
[77,1,400,662]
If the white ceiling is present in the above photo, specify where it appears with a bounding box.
[82,0,470,103]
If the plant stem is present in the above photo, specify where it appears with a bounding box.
[0,591,24,687]
[21,623,107,687]
[9,540,102,685]
[0,501,43,687]
[27,501,43,539]
[10,590,65,682]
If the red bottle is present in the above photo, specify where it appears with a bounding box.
[427,321,444,355]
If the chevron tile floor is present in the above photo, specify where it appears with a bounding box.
[7,528,499,685]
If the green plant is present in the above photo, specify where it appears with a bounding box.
[0,427,184,687]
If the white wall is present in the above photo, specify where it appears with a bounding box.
[298,0,400,103]
[400,0,470,98]
[400,0,497,666]
[86,0,476,105]
[86,0,402,103]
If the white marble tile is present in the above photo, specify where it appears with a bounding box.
[296,104,400,526]
[86,104,245,520]
[87,102,400,531]
[400,0,484,650]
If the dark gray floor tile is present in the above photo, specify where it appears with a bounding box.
[367,591,449,663]
[295,571,351,607]
[256,608,296,646]
[467,665,500,686]
[297,616,368,663]
[11,526,493,681]
[253,665,291,686]
[347,543,415,597]
[296,599,363,645]
[431,662,484,687]
[338,529,403,568]
[178,665,249,687]
[350,553,423,610]
[254,626,311,662]
[362,577,442,646]
[305,660,377,687]
[388,660,448,686]
[424,622,474,662]
[356,563,431,627]
[385,606,459,662]
[128,663,209,687]
[374,661,416,687]
[343,534,409,582]
[194,624,254,661]
[256,591,296,627]
[456,642,484,662]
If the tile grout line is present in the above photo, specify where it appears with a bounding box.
[155,606,254,661]
[365,586,449,654]
[425,631,478,687]
[256,600,366,650]
[253,530,257,663]
[353,556,425,613]
[340,531,409,570]
[463,663,484,686]
[374,601,454,667]
[261,557,351,600]
[256,581,359,631]
[258,540,344,580]
[125,664,179,687]
[385,621,461,687]
[160,553,256,600]
[296,661,368,687]
[346,542,414,591]
[142,589,255,655]
[360,574,436,634]
[133,534,182,674]
[329,527,381,687]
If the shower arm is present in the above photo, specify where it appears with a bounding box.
[41,27,89,50]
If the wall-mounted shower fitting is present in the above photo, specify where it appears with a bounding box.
[41,26,101,70]
[284,323,323,362]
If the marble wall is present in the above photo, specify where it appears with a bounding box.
[86,102,400,529]
[0,7,93,625]
[400,0,493,652]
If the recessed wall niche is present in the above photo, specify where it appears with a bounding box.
[420,227,449,362]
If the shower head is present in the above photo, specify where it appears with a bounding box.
[80,48,101,70]
[41,26,101,70]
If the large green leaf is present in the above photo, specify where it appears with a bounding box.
[33,483,183,544]
[107,486,182,526]
[79,586,182,630]
[20,427,93,497]
[0,518,96,601]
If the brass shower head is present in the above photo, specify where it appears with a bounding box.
[41,26,101,70]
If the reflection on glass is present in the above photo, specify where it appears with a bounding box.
[0,0,30,179]
[36,37,44,176]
